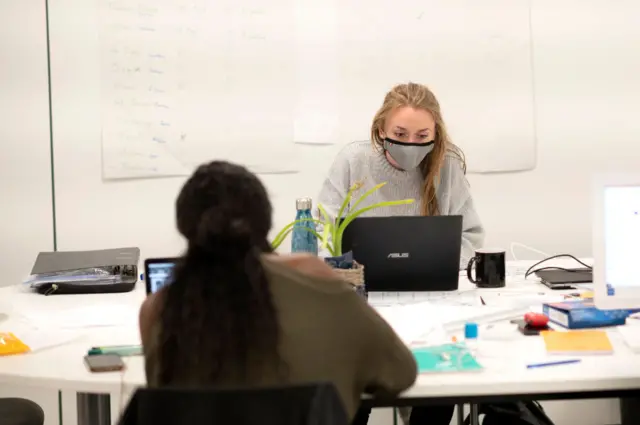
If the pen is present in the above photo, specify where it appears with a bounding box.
[526,359,581,369]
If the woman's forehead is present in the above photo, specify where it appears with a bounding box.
[386,106,435,130]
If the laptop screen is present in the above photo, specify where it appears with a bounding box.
[146,260,176,294]
[604,185,640,292]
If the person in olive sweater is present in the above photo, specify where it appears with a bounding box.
[139,160,418,421]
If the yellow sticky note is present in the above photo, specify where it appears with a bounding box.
[0,332,31,356]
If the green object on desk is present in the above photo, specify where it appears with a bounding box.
[87,344,142,357]
[412,343,482,373]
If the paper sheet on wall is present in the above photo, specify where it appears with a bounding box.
[99,0,298,180]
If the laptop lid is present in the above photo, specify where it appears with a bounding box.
[31,247,140,274]
[341,216,463,292]
[535,268,592,285]
[144,258,178,294]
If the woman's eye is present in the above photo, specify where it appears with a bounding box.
[394,133,406,138]
[418,134,429,139]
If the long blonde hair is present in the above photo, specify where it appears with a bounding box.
[370,82,466,216]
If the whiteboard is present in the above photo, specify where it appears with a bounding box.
[0,1,54,287]
[98,0,536,180]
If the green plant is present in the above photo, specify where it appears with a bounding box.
[270,181,415,256]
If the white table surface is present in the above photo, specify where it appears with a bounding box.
[1,259,639,402]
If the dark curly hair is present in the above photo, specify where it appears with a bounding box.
[158,160,281,385]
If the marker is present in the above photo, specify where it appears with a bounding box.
[88,345,142,357]
[526,359,581,369]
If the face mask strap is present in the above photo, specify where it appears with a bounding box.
[383,137,435,147]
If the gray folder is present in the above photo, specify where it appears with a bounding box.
[31,247,140,275]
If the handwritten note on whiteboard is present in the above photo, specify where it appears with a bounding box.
[99,0,298,180]
[99,0,537,180]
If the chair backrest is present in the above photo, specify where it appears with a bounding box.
[118,382,349,425]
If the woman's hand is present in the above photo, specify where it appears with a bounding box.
[268,253,338,279]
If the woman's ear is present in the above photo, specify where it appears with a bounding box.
[378,128,385,140]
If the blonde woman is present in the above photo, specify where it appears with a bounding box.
[318,82,485,425]
[319,82,483,268]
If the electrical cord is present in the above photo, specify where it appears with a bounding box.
[524,254,592,279]
[509,242,550,261]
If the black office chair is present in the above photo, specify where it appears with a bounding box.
[118,382,349,425]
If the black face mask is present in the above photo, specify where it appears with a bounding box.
[383,138,435,169]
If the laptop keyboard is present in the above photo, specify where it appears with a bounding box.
[367,265,531,306]
[368,291,480,307]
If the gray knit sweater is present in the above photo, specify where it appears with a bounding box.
[317,141,485,268]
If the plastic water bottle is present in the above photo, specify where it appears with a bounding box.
[291,197,318,255]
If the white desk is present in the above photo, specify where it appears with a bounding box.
[1,260,639,425]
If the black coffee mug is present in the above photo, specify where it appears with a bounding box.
[466,249,506,288]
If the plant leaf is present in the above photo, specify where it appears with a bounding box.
[270,228,293,251]
[350,182,386,214]
[316,204,334,251]
[270,218,324,250]
[333,182,385,255]
[321,222,333,251]
[335,199,415,250]
[296,227,334,256]
[335,184,360,237]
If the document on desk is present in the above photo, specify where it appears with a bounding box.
[374,302,525,344]
[374,302,446,345]
[19,305,138,330]
[16,330,81,353]
[478,291,565,309]
[368,291,481,307]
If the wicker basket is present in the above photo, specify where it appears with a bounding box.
[333,261,364,287]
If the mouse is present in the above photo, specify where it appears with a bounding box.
[524,312,549,328]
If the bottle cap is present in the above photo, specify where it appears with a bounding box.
[464,322,478,339]
[296,197,312,210]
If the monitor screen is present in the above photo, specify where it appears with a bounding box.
[147,261,176,294]
[604,185,640,295]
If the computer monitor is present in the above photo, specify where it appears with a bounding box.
[593,173,640,310]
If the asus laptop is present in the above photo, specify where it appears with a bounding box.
[341,216,463,292]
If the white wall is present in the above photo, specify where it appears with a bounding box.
[0,2,58,425]
[47,0,640,263]
[2,0,640,424]
[0,0,54,285]
[474,0,640,261]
